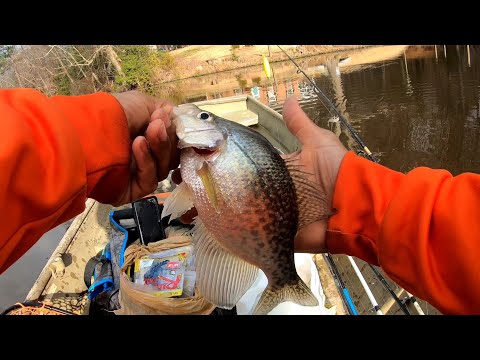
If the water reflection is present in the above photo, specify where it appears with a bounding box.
[156,45,480,176]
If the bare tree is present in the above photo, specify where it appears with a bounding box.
[0,45,125,95]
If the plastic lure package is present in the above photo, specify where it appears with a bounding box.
[133,245,195,298]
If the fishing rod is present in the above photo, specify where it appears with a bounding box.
[277,45,426,315]
[276,45,378,163]
[380,287,424,315]
[347,256,383,315]
[381,288,406,314]
[323,254,358,315]
[405,291,425,315]
[368,264,411,315]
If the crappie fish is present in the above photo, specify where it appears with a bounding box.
[162,104,328,314]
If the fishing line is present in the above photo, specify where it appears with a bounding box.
[276,46,378,162]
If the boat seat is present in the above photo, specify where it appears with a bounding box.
[217,109,259,127]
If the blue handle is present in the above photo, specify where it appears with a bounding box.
[343,288,358,315]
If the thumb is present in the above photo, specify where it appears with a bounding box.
[282,96,318,144]
[143,94,174,117]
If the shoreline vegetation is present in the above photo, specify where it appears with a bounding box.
[0,45,373,97]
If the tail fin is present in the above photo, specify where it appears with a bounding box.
[252,276,318,315]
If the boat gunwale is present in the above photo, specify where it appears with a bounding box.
[26,199,96,301]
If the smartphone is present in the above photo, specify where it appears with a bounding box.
[132,196,166,245]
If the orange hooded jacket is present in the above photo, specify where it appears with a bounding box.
[327,152,480,314]
[0,89,131,274]
[1,89,479,314]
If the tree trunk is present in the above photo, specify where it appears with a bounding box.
[13,65,23,87]
[105,46,124,77]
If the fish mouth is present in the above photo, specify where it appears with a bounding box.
[192,147,217,156]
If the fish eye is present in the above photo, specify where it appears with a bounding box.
[197,112,212,121]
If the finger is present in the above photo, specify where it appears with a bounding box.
[167,121,180,169]
[145,96,174,118]
[171,168,182,185]
[282,96,318,144]
[131,136,158,200]
[155,99,174,116]
[145,119,172,181]
[151,107,171,128]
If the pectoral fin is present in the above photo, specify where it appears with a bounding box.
[161,182,194,222]
[197,161,219,210]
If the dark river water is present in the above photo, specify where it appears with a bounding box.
[158,45,480,175]
[1,45,477,313]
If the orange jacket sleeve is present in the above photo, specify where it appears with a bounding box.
[326,151,480,314]
[0,89,131,274]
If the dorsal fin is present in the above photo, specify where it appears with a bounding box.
[283,152,334,229]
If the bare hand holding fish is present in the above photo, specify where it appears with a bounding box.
[111,91,179,206]
[162,96,347,314]
[281,97,348,253]
[173,97,348,253]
